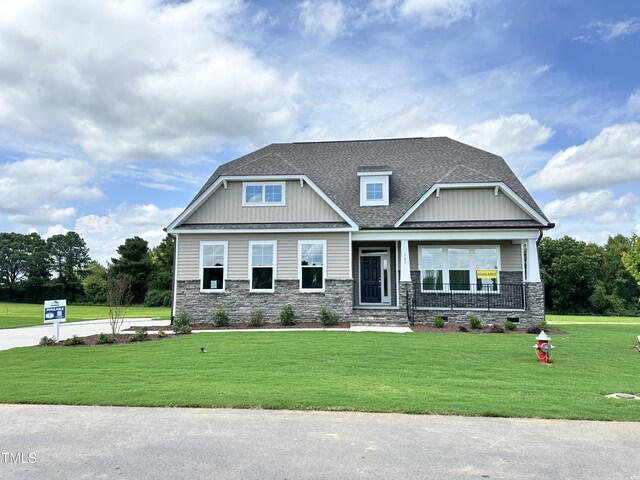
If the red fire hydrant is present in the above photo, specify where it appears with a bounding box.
[533,330,554,364]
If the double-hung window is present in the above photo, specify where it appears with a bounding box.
[242,182,285,206]
[201,241,227,291]
[419,246,500,292]
[249,241,276,291]
[299,240,326,291]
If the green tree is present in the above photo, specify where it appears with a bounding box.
[111,236,151,304]
[46,231,90,301]
[145,235,174,307]
[82,261,107,304]
[622,234,640,286]
[0,232,50,300]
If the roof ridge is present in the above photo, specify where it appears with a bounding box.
[287,136,446,145]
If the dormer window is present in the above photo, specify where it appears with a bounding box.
[242,182,285,206]
[357,170,391,206]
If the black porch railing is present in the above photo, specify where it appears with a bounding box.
[412,283,526,311]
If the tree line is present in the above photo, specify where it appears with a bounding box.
[539,234,640,315]
[0,231,173,306]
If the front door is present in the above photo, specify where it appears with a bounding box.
[360,256,381,303]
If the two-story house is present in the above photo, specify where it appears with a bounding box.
[166,137,553,326]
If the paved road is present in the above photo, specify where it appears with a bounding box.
[1,405,638,479]
[0,318,171,351]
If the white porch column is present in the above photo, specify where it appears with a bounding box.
[400,240,411,282]
[526,238,541,282]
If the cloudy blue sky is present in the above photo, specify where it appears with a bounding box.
[0,0,638,261]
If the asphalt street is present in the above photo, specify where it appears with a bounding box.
[1,405,639,479]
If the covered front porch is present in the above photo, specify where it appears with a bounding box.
[349,230,544,326]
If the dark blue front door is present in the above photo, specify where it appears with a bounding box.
[361,256,381,303]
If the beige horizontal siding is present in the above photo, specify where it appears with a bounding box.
[407,188,532,222]
[184,180,343,224]
[409,241,523,272]
[176,232,350,281]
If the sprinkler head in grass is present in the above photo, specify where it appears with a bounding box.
[200,346,207,353]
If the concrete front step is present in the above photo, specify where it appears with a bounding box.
[350,320,410,327]
[351,307,409,327]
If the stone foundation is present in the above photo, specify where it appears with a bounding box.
[175,279,354,323]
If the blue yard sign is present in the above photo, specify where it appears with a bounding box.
[44,299,67,323]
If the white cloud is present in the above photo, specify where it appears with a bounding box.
[0,0,299,162]
[299,1,346,38]
[544,190,638,224]
[575,17,640,43]
[527,123,640,192]
[0,158,102,226]
[69,203,183,263]
[399,0,474,27]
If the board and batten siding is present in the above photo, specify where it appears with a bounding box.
[409,241,522,272]
[184,180,343,224]
[176,232,351,281]
[406,188,532,222]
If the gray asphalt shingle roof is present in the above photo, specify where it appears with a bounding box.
[189,137,551,229]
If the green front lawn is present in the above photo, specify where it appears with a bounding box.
[0,325,639,420]
[547,314,640,324]
[0,302,171,329]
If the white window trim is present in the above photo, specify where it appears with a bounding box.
[200,241,228,293]
[360,175,389,206]
[298,240,327,292]
[248,241,277,292]
[242,182,286,206]
[418,245,501,293]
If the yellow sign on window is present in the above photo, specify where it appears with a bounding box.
[476,269,497,279]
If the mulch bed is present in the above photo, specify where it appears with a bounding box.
[41,333,170,347]
[122,322,351,331]
[410,324,565,334]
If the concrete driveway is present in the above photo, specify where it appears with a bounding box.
[1,405,639,479]
[0,318,171,351]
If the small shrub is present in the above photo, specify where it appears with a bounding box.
[249,308,265,327]
[63,335,85,346]
[433,317,446,328]
[504,321,517,331]
[489,323,505,333]
[158,330,167,338]
[96,333,116,344]
[39,336,55,346]
[129,327,149,342]
[458,325,469,332]
[173,309,192,335]
[469,316,482,329]
[527,323,547,334]
[319,307,339,326]
[212,307,230,327]
[280,304,295,326]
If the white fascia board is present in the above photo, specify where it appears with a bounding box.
[166,177,225,231]
[352,229,541,241]
[393,182,547,227]
[166,227,357,234]
[357,171,392,177]
[167,174,359,231]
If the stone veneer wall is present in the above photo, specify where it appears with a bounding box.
[175,279,354,323]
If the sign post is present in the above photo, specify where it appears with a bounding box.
[44,300,67,341]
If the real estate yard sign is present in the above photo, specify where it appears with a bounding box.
[44,299,66,341]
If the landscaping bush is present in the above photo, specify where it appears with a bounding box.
[158,330,167,338]
[249,308,264,328]
[173,309,192,335]
[212,307,230,327]
[96,333,116,344]
[39,336,55,346]
[279,304,295,326]
[63,335,85,346]
[432,317,446,328]
[527,323,547,334]
[458,325,469,332]
[469,316,482,329]
[144,289,172,307]
[504,321,517,331]
[129,327,149,342]
[319,307,339,326]
[489,323,505,333]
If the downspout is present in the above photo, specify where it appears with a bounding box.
[536,228,543,246]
